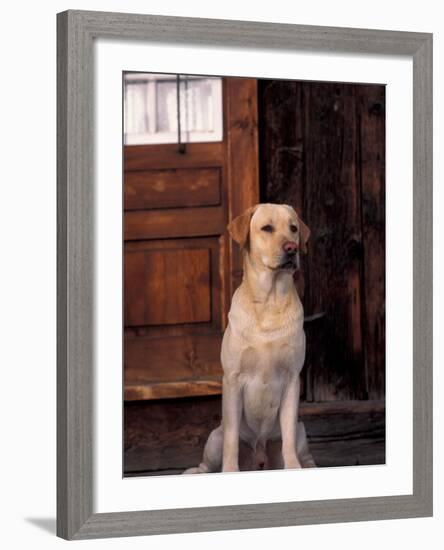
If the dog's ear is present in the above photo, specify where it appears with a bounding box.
[227,205,259,248]
[285,204,311,254]
[298,216,311,254]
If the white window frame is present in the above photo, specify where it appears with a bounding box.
[123,73,223,145]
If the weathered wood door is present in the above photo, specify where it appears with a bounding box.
[124,78,258,401]
[259,80,385,402]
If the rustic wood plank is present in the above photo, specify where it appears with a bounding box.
[357,85,386,399]
[124,168,221,210]
[125,236,223,336]
[125,205,225,240]
[299,399,385,416]
[258,80,304,210]
[124,397,385,474]
[123,78,259,402]
[125,378,223,401]
[124,142,224,171]
[124,396,222,472]
[258,81,386,402]
[125,333,223,398]
[226,78,260,295]
[258,79,307,397]
[302,82,366,401]
[124,248,211,326]
[57,11,95,539]
[130,434,385,473]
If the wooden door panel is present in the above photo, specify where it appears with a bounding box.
[226,78,260,295]
[125,248,211,327]
[125,168,221,210]
[125,237,224,334]
[125,142,224,171]
[357,85,386,399]
[302,83,366,401]
[124,78,259,399]
[259,80,385,401]
[125,333,223,400]
[125,205,225,240]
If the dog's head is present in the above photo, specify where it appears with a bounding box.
[227,203,310,272]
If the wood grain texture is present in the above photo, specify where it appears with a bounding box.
[68,10,430,55]
[57,9,432,539]
[357,85,386,399]
[125,333,223,399]
[125,237,223,333]
[412,36,433,512]
[123,79,258,400]
[124,248,211,326]
[57,11,94,540]
[125,205,225,240]
[57,12,69,538]
[124,237,224,393]
[125,142,224,171]
[226,78,260,295]
[124,168,221,210]
[258,80,307,396]
[258,80,304,209]
[125,397,222,472]
[124,398,385,473]
[303,83,366,401]
[259,81,386,402]
[125,378,223,400]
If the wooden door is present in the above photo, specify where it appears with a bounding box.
[259,80,385,402]
[124,78,259,401]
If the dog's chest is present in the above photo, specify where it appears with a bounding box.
[241,368,284,440]
[238,336,303,439]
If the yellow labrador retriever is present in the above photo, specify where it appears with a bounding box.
[184,203,315,473]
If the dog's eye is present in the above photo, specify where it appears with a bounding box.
[261,225,274,233]
[290,224,298,233]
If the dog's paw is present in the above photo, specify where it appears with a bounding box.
[284,457,302,470]
[182,464,209,474]
[183,467,201,474]
[222,464,240,473]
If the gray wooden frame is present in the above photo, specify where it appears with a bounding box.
[57,9,433,540]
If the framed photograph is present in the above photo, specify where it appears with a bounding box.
[57,10,433,540]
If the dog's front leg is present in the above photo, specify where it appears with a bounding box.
[222,375,242,472]
[279,374,302,469]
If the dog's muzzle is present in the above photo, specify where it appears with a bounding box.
[278,251,300,271]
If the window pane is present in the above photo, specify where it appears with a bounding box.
[124,73,223,145]
[155,80,177,133]
[124,83,147,134]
